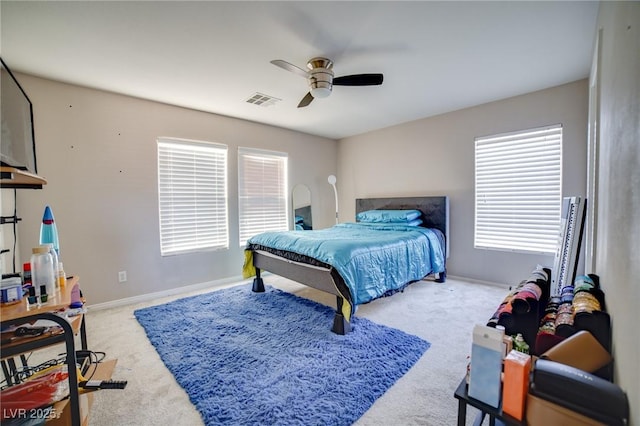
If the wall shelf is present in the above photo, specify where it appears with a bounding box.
[0,166,47,189]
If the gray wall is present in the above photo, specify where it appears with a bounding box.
[2,75,338,304]
[338,80,588,286]
[594,1,640,420]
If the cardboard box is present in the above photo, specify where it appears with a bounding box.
[526,393,606,426]
[502,349,531,420]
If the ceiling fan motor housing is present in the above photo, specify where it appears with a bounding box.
[308,57,334,98]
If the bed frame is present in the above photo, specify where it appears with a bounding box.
[250,195,449,334]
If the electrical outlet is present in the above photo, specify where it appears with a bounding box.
[118,271,127,283]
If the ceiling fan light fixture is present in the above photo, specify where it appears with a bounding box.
[310,86,332,99]
[309,67,334,98]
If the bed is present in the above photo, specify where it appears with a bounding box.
[242,196,449,334]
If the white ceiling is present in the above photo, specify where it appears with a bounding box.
[1,1,599,140]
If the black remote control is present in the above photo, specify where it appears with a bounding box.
[79,380,127,389]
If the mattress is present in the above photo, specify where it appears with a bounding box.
[245,222,445,305]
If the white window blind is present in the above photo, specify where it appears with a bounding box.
[475,125,562,254]
[157,138,228,256]
[238,147,288,246]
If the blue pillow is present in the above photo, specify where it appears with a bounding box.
[356,209,422,223]
[406,218,423,227]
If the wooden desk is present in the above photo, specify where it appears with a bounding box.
[2,276,81,322]
[1,276,87,355]
[1,276,86,426]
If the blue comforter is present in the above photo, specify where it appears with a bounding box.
[246,222,445,306]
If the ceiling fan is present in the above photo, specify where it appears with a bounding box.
[270,57,383,108]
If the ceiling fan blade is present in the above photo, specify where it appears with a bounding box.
[333,74,383,86]
[270,59,308,78]
[297,92,314,108]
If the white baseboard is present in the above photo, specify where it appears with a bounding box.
[447,274,510,289]
[87,272,507,311]
[87,275,249,311]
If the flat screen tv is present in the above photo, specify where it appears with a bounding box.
[1,57,37,175]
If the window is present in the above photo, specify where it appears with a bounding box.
[475,125,562,254]
[238,147,288,246]
[157,138,228,255]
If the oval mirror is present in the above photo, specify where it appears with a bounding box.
[292,184,313,230]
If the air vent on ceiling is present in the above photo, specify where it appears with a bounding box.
[246,92,281,107]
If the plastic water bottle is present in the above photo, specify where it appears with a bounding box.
[43,243,60,288]
[30,246,56,297]
[40,205,61,258]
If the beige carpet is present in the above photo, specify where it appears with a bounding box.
[31,275,510,425]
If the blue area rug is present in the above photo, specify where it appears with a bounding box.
[134,284,430,425]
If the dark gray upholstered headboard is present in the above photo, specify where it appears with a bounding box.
[355,196,450,257]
